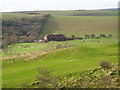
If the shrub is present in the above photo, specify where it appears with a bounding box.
[71,35,75,38]
[36,67,57,88]
[100,61,112,69]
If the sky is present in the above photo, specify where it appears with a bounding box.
[0,0,119,12]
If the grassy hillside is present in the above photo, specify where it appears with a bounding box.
[30,10,118,16]
[2,10,119,88]
[40,15,118,37]
[2,12,49,48]
[2,38,118,57]
[2,43,118,88]
[58,64,119,88]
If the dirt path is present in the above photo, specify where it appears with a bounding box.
[1,40,117,61]
[1,50,52,61]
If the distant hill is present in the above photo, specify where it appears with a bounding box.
[41,15,118,37]
[17,8,118,16]
[2,9,118,47]
[2,13,49,48]
[93,8,119,11]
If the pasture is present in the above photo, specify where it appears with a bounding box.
[2,42,118,88]
[2,38,118,57]
[40,15,118,37]
[2,10,118,88]
[35,10,118,16]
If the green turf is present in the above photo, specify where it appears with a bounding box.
[2,43,118,88]
[40,15,118,37]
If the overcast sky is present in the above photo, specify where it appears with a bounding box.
[0,0,119,12]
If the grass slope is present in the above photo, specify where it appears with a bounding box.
[2,43,118,88]
[40,15,118,37]
[58,64,119,88]
[3,39,118,56]
[34,10,118,16]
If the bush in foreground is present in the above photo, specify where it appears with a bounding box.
[36,67,57,88]
[27,64,119,88]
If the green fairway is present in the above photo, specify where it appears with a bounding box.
[40,15,118,37]
[2,43,118,88]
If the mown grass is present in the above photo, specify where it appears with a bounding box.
[2,42,118,88]
[40,15,118,37]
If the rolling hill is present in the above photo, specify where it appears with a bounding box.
[2,12,49,48]
[40,15,118,37]
[2,9,119,88]
[2,43,118,88]
[23,9,118,16]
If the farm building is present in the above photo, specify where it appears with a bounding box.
[44,34,66,41]
[39,40,47,43]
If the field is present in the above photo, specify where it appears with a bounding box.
[34,10,118,16]
[2,38,118,57]
[2,42,118,88]
[40,15,118,37]
[2,9,119,88]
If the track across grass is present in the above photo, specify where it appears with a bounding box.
[2,42,118,88]
[2,38,118,57]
